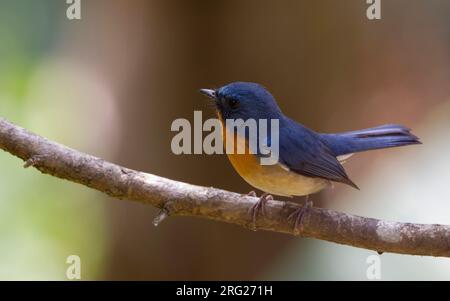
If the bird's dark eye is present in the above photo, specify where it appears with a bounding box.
[227,98,239,109]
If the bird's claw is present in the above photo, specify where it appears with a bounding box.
[288,197,313,235]
[246,191,257,197]
[247,192,273,231]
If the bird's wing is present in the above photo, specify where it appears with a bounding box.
[278,122,359,189]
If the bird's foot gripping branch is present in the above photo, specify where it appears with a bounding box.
[0,117,449,257]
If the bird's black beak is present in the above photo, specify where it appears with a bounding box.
[199,88,217,100]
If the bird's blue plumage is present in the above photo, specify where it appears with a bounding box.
[320,124,420,157]
[278,117,358,188]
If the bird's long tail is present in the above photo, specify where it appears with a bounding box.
[320,124,421,157]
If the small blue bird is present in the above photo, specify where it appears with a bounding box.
[200,82,421,229]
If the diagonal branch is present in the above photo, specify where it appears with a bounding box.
[0,117,449,257]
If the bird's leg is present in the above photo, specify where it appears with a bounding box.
[248,192,273,230]
[288,195,313,235]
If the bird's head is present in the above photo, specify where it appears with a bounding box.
[200,82,282,121]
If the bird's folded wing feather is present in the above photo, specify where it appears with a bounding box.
[278,123,359,189]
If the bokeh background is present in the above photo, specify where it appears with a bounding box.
[0,0,450,280]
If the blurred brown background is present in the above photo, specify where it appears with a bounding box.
[0,0,450,280]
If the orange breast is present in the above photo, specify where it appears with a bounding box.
[217,112,263,179]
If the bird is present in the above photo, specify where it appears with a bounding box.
[200,82,421,231]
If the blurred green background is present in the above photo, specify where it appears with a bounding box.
[0,0,450,280]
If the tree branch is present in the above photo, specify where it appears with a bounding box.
[0,117,449,257]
